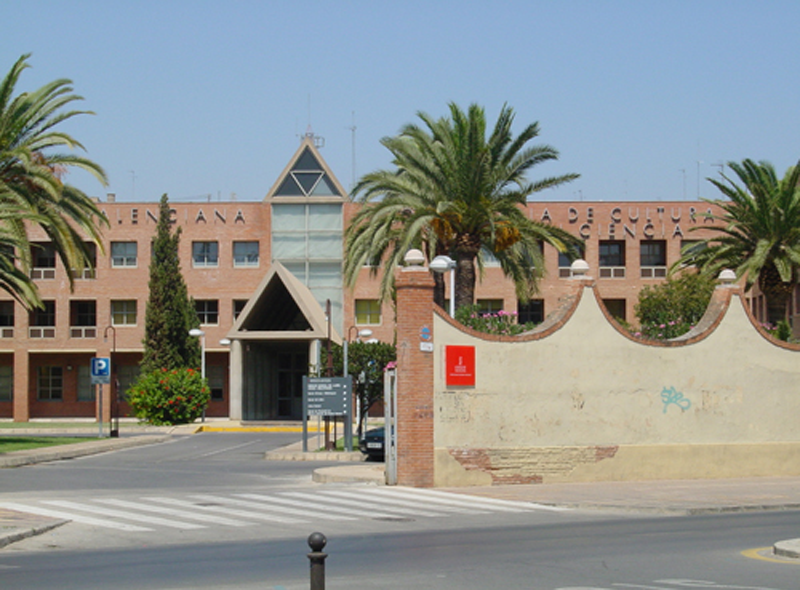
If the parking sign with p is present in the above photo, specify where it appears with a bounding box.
[91,357,111,384]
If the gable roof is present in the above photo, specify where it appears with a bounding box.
[227,261,342,344]
[264,134,347,202]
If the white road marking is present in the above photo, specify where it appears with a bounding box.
[96,499,257,526]
[311,489,452,517]
[41,500,206,530]
[142,497,300,525]
[0,501,151,532]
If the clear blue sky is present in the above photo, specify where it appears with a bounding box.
[5,1,800,203]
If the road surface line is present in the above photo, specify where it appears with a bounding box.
[41,500,206,530]
[0,502,151,532]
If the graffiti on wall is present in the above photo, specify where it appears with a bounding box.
[661,386,691,414]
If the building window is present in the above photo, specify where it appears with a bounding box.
[0,366,12,401]
[355,300,381,325]
[233,300,248,321]
[37,366,63,400]
[603,298,627,322]
[518,300,544,324]
[679,240,705,268]
[116,364,140,400]
[208,364,225,401]
[195,300,219,325]
[558,244,585,278]
[477,299,504,314]
[111,300,137,326]
[481,249,502,267]
[233,241,259,267]
[31,243,56,280]
[77,365,95,401]
[111,241,138,267]
[70,301,97,338]
[31,301,56,327]
[192,241,219,267]
[0,301,13,338]
[29,301,56,338]
[72,242,97,279]
[558,251,573,278]
[599,240,626,278]
[640,240,667,278]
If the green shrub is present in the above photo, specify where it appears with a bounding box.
[634,272,715,340]
[127,367,210,425]
[455,305,537,336]
[762,319,795,342]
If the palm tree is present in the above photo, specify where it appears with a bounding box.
[675,158,800,324]
[0,53,108,308]
[345,102,581,310]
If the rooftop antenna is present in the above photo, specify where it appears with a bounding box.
[300,95,324,148]
[348,111,357,191]
[679,169,686,200]
[130,170,136,200]
[697,160,704,199]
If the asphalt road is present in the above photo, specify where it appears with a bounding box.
[1,511,798,589]
[0,432,319,495]
[1,433,798,589]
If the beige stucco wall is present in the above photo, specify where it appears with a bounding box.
[433,280,800,485]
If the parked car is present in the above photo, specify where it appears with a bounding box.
[359,426,385,460]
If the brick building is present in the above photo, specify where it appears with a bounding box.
[0,136,774,422]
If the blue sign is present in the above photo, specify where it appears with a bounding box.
[91,357,110,384]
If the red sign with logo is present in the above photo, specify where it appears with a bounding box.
[445,345,475,386]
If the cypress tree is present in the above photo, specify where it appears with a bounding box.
[140,194,200,373]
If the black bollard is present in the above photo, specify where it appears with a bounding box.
[307,532,327,590]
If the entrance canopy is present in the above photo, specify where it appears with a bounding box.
[227,261,342,344]
[225,261,342,421]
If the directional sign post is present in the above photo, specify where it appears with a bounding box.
[302,376,353,452]
[91,357,111,438]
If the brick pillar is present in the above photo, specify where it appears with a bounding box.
[13,351,29,422]
[395,262,435,487]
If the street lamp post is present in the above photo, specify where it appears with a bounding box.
[430,255,456,317]
[189,328,206,422]
[345,326,373,445]
[344,326,373,378]
[103,325,118,437]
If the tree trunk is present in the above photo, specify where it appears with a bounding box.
[432,271,446,311]
[758,263,794,326]
[453,234,481,311]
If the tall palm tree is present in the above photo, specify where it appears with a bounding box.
[675,158,800,324]
[345,102,581,310]
[0,53,108,308]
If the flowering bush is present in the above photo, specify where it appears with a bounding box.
[636,318,695,340]
[127,367,210,425]
[455,305,537,336]
[634,272,715,341]
[761,319,794,342]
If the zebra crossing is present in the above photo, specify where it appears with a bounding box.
[0,487,560,534]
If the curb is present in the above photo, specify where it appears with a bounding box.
[312,464,385,484]
[0,519,69,549]
[774,538,800,559]
[0,435,171,468]
[265,438,366,462]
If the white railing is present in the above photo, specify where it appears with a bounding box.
[29,327,55,338]
[70,327,97,338]
[599,266,626,278]
[30,268,55,280]
[641,266,667,278]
